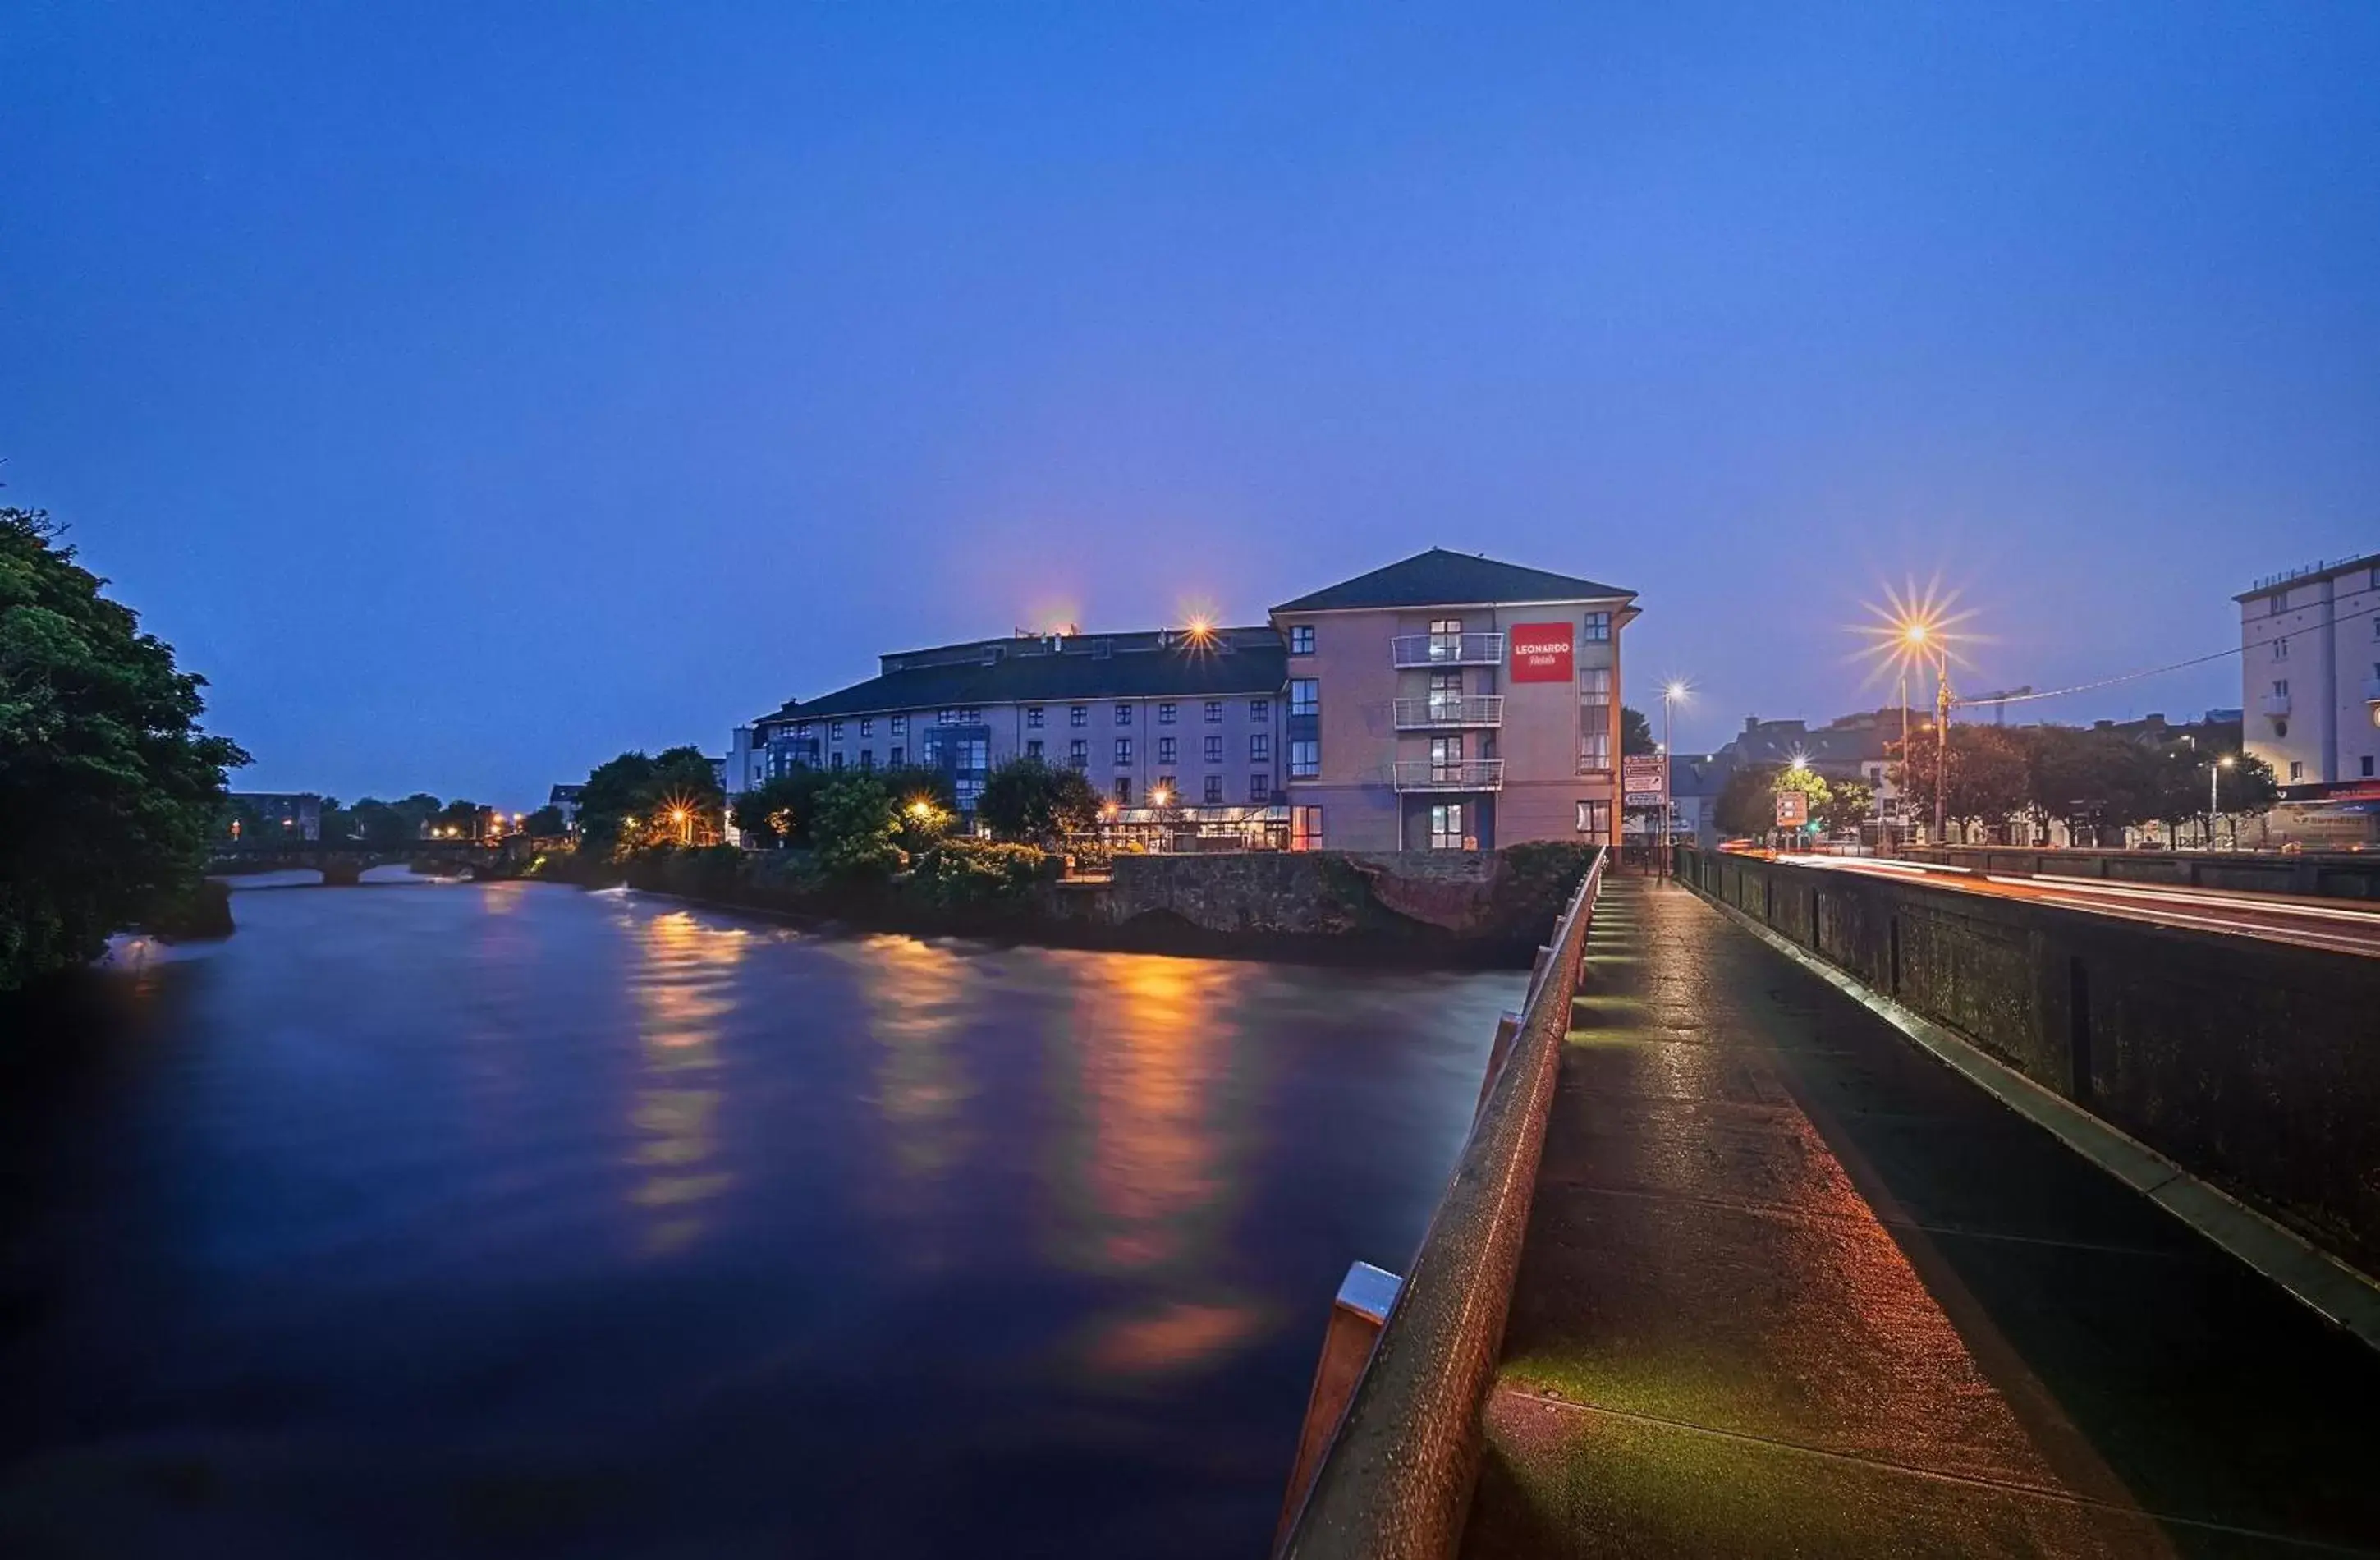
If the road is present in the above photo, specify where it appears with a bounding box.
[1785,853,2380,957]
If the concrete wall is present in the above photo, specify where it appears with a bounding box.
[1678,846,2380,1277]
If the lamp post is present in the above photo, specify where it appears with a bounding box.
[1662,681,1690,876]
[2209,755,2235,850]
[1902,622,1951,843]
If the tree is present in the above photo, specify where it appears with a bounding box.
[1713,764,1782,839]
[576,745,724,853]
[317,796,352,842]
[1621,706,1657,756]
[811,777,904,879]
[2,507,250,988]
[521,805,568,838]
[1892,723,2029,834]
[731,772,819,847]
[977,755,1103,845]
[1816,778,1873,836]
[433,798,486,838]
[350,793,440,847]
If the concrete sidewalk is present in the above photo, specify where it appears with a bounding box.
[1461,876,2380,1558]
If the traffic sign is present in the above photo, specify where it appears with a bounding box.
[1774,789,1809,828]
[1622,755,1668,810]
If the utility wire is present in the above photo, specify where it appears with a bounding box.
[1956,593,2380,710]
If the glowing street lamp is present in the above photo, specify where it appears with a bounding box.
[2209,755,2236,847]
[669,805,692,845]
[1659,680,1691,869]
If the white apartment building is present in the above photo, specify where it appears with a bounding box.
[2238,553,2380,795]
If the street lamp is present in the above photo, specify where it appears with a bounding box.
[669,806,691,845]
[1900,620,1953,843]
[2209,755,2236,849]
[1658,681,1690,874]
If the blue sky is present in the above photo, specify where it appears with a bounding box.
[6,3,2377,801]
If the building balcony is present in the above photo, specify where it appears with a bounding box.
[1390,632,1506,668]
[2364,676,2380,703]
[1389,759,1505,791]
[2259,691,2292,718]
[1392,695,1505,729]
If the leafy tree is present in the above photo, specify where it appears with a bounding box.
[433,798,486,837]
[1892,723,2029,833]
[2215,750,2281,821]
[317,796,352,842]
[577,745,724,852]
[2,507,250,988]
[521,805,568,838]
[1713,763,1782,839]
[978,755,1103,845]
[1621,706,1657,757]
[811,777,904,879]
[350,794,441,848]
[1816,778,1873,835]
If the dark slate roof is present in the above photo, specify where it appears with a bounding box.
[1271,548,1635,614]
[756,631,1287,726]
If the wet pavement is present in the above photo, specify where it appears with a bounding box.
[1461,876,2380,1559]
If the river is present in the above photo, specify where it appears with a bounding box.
[0,873,1519,1558]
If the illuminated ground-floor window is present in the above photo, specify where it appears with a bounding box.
[1429,803,1466,851]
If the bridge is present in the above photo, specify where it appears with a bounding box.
[207,837,521,886]
[1276,847,2380,1558]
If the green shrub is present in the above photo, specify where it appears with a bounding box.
[910,838,1057,906]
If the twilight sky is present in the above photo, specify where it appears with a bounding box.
[6,3,2377,803]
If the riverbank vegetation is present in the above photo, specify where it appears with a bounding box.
[2,507,248,989]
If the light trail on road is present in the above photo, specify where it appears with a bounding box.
[1788,855,2380,957]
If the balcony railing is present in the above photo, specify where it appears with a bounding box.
[1390,632,1506,668]
[1392,695,1505,729]
[1389,759,1506,791]
[2259,691,2292,718]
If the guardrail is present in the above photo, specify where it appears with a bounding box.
[1390,633,1506,668]
[1388,759,1506,792]
[1392,695,1506,729]
[1275,847,1606,1558]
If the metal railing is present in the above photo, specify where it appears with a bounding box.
[1277,847,1607,1560]
[1389,759,1505,791]
[1390,632,1506,668]
[2259,692,2293,718]
[1392,695,1505,730]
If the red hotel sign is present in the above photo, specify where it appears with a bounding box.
[1509,622,1574,682]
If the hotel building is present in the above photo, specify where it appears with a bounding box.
[728,548,1638,852]
[2239,552,2380,796]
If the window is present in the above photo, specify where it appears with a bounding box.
[2290,760,2304,781]
[2275,635,2290,659]
[1204,700,1223,723]
[1290,678,1319,717]
[1115,704,1133,726]
[795,721,814,738]
[1155,775,1176,802]
[1290,624,1314,655]
[1026,706,1045,728]
[831,720,846,741]
[1250,732,1271,762]
[1204,774,1223,804]
[2364,756,2375,778]
[1291,805,1323,851]
[1580,730,1612,771]
[1428,803,1467,851]
[1290,739,1318,778]
[1427,617,1463,660]
[2274,679,2290,696]
[1158,702,1177,724]
[1071,704,1089,727]
[1025,738,1043,759]
[859,718,873,737]
[889,746,904,766]
[1114,738,1133,766]
[1250,774,1269,802]
[1584,611,1612,642]
[1429,669,1463,718]
[1429,733,1465,780]
[1204,734,1224,764]
[1250,699,1270,721]
[890,714,906,736]
[1579,667,1612,699]
[1068,739,1087,769]
[1158,736,1177,764]
[859,749,874,771]
[1576,799,1612,842]
[1115,777,1133,805]
[830,751,846,772]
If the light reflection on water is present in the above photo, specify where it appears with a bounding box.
[0,878,1520,1558]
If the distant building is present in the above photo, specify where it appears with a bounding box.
[1666,752,1733,848]
[731,625,1288,820]
[224,791,320,842]
[1713,711,1905,833]
[1268,549,1639,851]
[547,784,585,831]
[2239,553,2380,794]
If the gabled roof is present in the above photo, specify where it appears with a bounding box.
[1271,548,1635,614]
[753,631,1288,726]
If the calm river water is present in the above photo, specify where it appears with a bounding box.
[0,874,1517,1558]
